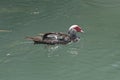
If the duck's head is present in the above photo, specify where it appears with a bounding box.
[68,25,84,41]
[68,25,84,33]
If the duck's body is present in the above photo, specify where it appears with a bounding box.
[27,32,71,45]
[26,25,83,45]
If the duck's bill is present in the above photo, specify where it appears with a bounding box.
[81,30,84,33]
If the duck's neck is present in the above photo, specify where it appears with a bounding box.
[68,29,77,40]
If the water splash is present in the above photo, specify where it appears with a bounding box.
[47,45,60,57]
[67,47,79,56]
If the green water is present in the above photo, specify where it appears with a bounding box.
[0,0,120,80]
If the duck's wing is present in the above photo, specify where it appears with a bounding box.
[42,32,60,40]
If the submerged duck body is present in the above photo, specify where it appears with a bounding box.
[26,25,84,45]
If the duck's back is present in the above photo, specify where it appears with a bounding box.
[43,32,71,42]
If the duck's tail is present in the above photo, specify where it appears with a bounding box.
[25,36,35,40]
[25,36,42,41]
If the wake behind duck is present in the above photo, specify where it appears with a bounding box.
[26,25,84,45]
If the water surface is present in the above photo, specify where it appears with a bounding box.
[0,0,120,80]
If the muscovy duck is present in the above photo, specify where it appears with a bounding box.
[26,25,84,45]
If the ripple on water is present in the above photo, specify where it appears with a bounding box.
[83,0,120,8]
[67,47,79,56]
[112,61,120,69]
[47,45,60,57]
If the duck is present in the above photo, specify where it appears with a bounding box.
[26,25,84,45]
